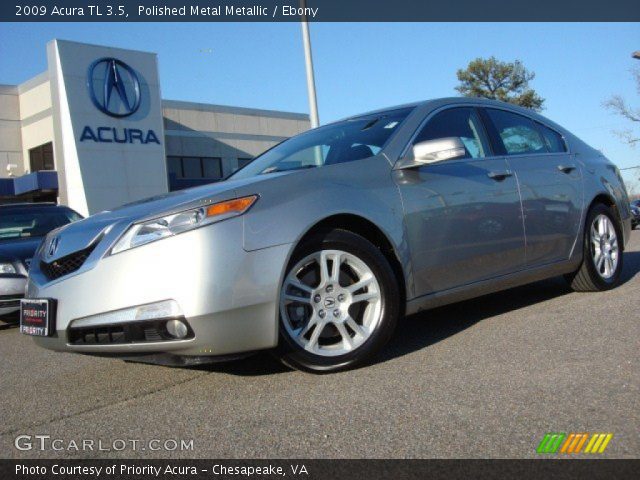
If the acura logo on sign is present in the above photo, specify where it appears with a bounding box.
[87,58,141,118]
[47,236,60,258]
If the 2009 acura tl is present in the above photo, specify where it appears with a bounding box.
[22,98,631,372]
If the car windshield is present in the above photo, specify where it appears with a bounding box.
[0,207,82,241]
[230,107,414,179]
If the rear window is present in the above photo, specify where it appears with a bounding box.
[485,109,547,155]
[536,123,567,153]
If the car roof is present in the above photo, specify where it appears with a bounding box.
[337,96,574,144]
[343,97,542,120]
[343,101,425,120]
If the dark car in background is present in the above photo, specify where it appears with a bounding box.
[0,203,82,321]
[631,201,640,229]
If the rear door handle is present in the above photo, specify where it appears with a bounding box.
[557,164,577,173]
[487,170,513,181]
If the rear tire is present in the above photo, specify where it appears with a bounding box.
[276,229,400,373]
[565,203,623,292]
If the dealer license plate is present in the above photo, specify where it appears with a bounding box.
[20,298,55,337]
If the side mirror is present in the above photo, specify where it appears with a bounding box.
[396,137,466,169]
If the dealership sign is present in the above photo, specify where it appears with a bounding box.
[81,57,160,144]
[79,126,160,144]
[50,40,168,215]
[89,58,141,117]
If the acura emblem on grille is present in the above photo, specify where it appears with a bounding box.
[48,236,60,257]
[40,244,96,281]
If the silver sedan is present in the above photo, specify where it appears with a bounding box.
[22,98,632,372]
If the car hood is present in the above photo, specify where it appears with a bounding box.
[0,237,43,262]
[42,173,286,261]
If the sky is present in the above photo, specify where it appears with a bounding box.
[1,22,639,187]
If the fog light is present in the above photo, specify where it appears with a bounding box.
[166,319,189,339]
[72,300,183,329]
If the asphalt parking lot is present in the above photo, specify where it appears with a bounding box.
[1,231,638,459]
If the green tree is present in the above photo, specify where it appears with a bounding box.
[455,57,545,111]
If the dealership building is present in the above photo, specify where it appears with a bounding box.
[0,39,310,216]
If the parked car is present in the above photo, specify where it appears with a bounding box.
[631,203,640,229]
[0,203,82,321]
[21,98,632,372]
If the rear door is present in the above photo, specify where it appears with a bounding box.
[481,108,583,267]
[394,107,526,296]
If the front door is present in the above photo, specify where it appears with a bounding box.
[395,107,526,297]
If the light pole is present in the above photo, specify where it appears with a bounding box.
[300,0,319,128]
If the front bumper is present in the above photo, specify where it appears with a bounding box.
[26,217,291,357]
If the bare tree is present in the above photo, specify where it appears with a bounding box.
[626,178,640,198]
[603,68,640,147]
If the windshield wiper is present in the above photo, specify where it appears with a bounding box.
[260,165,318,175]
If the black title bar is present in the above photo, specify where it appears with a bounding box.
[2,459,640,480]
[2,0,640,22]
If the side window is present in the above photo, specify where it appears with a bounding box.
[414,108,490,159]
[536,123,567,153]
[485,109,547,155]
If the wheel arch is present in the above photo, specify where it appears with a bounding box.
[589,192,617,211]
[290,214,408,313]
[582,191,629,253]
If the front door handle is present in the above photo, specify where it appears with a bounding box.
[487,170,513,181]
[557,164,577,174]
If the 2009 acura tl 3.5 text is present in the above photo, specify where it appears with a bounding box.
[21,98,632,372]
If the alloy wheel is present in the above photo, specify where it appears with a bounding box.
[280,249,382,357]
[590,214,619,280]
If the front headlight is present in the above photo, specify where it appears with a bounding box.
[110,195,258,255]
[0,262,17,274]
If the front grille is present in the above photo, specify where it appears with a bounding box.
[69,325,127,344]
[0,294,23,309]
[68,318,193,345]
[40,244,96,281]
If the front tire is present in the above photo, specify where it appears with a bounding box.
[565,203,624,292]
[276,229,400,373]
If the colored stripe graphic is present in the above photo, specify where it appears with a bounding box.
[573,433,589,453]
[541,433,613,454]
[560,433,589,454]
[537,434,553,453]
[537,433,566,453]
[560,434,575,453]
[598,434,613,453]
[585,433,613,453]
[584,434,598,453]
